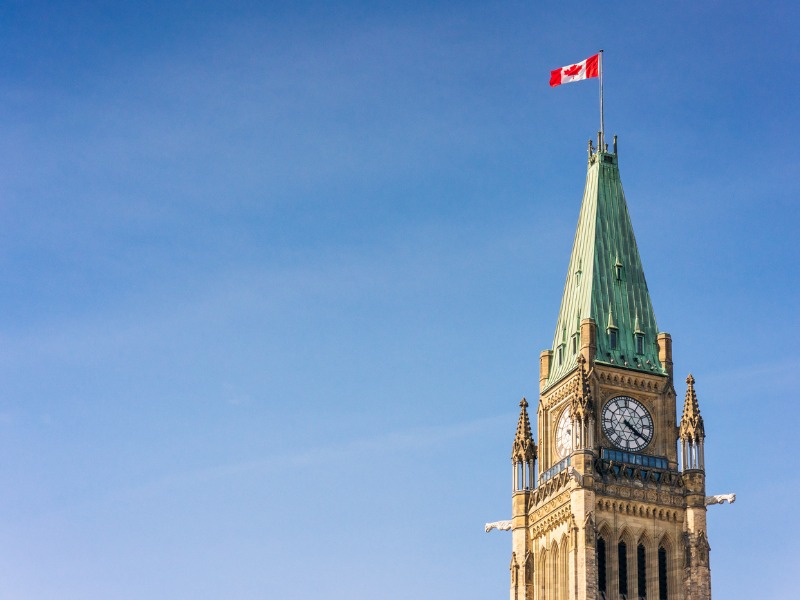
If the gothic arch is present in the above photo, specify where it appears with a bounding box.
[550,539,561,600]
[637,531,652,550]
[559,533,569,600]
[538,547,548,600]
[636,532,652,600]
[657,534,674,600]
[617,527,634,546]
[596,530,609,600]
[597,522,612,542]
[617,529,634,599]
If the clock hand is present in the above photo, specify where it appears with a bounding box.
[623,418,645,439]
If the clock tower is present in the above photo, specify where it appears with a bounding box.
[508,138,714,600]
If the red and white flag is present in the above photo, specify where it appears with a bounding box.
[550,54,599,87]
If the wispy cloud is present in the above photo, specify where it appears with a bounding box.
[115,412,509,499]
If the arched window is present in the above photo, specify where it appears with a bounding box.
[658,546,668,600]
[618,541,628,598]
[538,549,548,600]
[597,537,607,599]
[637,543,647,599]
[560,536,569,600]
[551,542,560,600]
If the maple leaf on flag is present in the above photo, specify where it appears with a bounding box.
[550,54,600,87]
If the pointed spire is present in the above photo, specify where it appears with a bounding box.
[545,141,662,387]
[512,398,537,461]
[680,374,705,441]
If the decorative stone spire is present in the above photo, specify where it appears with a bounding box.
[512,398,537,462]
[680,374,705,442]
[570,354,594,421]
[568,355,595,450]
[680,374,706,471]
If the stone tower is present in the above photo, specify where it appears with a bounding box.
[509,138,713,600]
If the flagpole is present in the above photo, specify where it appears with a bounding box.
[599,49,604,151]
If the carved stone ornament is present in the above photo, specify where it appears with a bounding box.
[485,520,513,533]
[697,531,710,566]
[530,505,573,539]
[705,493,735,506]
[596,370,662,393]
[531,491,570,522]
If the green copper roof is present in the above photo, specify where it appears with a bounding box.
[546,148,663,387]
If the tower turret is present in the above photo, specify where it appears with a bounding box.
[511,398,537,600]
[679,375,711,600]
[680,374,706,470]
[512,398,537,492]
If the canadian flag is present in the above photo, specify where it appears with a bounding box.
[550,54,599,87]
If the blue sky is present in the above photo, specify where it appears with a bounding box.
[0,1,797,598]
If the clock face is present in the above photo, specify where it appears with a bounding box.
[555,408,572,459]
[602,396,653,451]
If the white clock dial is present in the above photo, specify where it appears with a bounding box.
[555,408,572,458]
[602,396,653,451]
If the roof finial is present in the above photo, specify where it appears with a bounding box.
[613,135,618,155]
[588,138,594,159]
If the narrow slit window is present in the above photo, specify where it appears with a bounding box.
[571,333,579,355]
[609,329,618,350]
[597,537,607,598]
[557,344,564,366]
[658,546,668,600]
[638,544,647,599]
[618,541,628,597]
